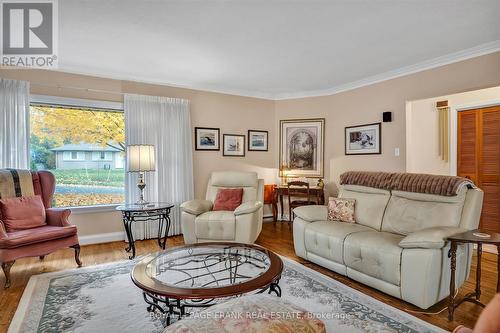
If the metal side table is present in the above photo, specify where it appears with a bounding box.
[116,202,174,259]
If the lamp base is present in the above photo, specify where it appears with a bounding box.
[136,172,148,205]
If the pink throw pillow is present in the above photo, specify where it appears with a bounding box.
[0,195,46,232]
[213,188,244,211]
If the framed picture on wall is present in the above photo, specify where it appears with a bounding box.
[223,134,245,156]
[248,130,268,151]
[195,127,220,151]
[345,123,381,155]
[279,118,325,178]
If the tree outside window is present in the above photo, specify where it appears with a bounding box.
[30,104,125,207]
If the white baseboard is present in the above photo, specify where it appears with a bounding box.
[476,243,498,255]
[79,231,126,245]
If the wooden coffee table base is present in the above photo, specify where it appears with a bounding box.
[143,279,282,326]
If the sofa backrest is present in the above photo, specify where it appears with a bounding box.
[339,184,391,230]
[339,183,483,235]
[381,187,468,235]
[206,171,264,204]
[0,169,55,209]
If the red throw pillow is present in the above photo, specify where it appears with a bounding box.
[213,188,244,211]
[0,195,46,232]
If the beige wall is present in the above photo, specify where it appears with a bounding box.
[69,211,123,237]
[407,86,500,175]
[274,52,500,197]
[0,69,276,237]
[1,51,500,238]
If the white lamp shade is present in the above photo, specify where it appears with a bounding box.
[127,145,155,172]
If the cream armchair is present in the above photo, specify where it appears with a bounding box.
[181,171,264,244]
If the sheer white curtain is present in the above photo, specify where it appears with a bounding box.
[0,79,30,168]
[124,94,194,238]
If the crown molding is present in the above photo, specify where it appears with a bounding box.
[56,40,500,101]
[56,65,276,100]
[273,40,500,100]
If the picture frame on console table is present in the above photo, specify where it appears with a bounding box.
[248,130,269,151]
[223,134,245,157]
[195,127,220,151]
[345,122,381,155]
[279,118,324,178]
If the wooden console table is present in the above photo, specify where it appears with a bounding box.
[276,185,325,221]
[446,229,500,321]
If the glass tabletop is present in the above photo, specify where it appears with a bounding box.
[116,202,174,212]
[145,244,271,289]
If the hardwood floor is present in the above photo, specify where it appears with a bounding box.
[0,221,497,332]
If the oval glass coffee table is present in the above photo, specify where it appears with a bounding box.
[131,242,284,325]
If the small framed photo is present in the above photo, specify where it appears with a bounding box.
[223,134,245,157]
[195,127,220,151]
[248,130,268,151]
[345,123,381,155]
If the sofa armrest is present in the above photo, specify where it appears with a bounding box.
[399,226,467,249]
[293,205,328,222]
[46,208,72,227]
[180,200,213,216]
[234,201,263,216]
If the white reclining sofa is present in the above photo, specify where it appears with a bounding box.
[293,174,483,309]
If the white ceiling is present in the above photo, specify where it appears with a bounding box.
[59,0,500,100]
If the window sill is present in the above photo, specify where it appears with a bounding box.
[63,204,121,215]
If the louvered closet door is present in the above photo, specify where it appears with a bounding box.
[458,110,479,184]
[458,105,500,233]
[479,106,500,233]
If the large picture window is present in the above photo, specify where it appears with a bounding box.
[30,98,125,208]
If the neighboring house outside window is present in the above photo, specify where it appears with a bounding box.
[30,97,125,208]
[52,143,122,169]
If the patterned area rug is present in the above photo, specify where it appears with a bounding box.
[9,256,446,333]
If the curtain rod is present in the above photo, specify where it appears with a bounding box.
[30,82,124,96]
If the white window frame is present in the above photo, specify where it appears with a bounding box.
[63,151,85,161]
[92,151,113,161]
[31,95,124,110]
[30,95,125,213]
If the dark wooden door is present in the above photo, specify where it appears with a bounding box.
[458,105,500,233]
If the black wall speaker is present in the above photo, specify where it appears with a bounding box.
[383,111,392,122]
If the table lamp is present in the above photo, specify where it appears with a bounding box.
[127,144,155,205]
[279,163,291,185]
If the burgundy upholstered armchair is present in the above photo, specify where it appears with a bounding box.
[0,170,81,288]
